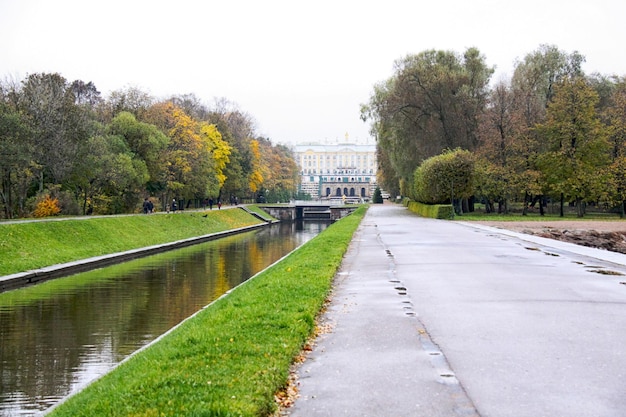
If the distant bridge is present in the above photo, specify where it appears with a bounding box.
[259,201,357,221]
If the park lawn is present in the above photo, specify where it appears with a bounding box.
[0,209,263,276]
[48,206,366,417]
[457,212,623,221]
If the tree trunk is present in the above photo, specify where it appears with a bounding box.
[468,196,475,213]
[576,198,585,217]
[560,193,565,217]
[82,189,88,215]
[462,198,470,214]
[522,192,529,215]
[1,167,13,219]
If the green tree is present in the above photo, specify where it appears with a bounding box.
[602,77,626,215]
[108,111,169,193]
[362,48,493,192]
[476,79,544,214]
[535,77,611,217]
[512,44,585,126]
[70,134,148,214]
[372,186,383,204]
[19,73,91,188]
[0,100,32,218]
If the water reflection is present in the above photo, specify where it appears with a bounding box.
[0,221,327,416]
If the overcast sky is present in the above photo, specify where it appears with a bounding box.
[1,0,625,146]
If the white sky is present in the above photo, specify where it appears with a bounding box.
[1,0,625,146]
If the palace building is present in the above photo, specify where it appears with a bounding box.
[294,141,377,202]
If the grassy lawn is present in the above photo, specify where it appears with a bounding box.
[0,209,263,276]
[48,206,366,417]
[456,203,624,222]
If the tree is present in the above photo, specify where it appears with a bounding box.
[362,48,493,191]
[105,86,154,122]
[512,44,585,126]
[256,138,299,203]
[108,111,169,193]
[0,100,32,218]
[602,77,626,215]
[248,139,263,194]
[70,80,102,107]
[19,73,90,188]
[170,93,209,121]
[474,45,585,216]
[372,186,383,204]
[535,77,610,217]
[143,101,230,206]
[374,134,402,198]
[476,79,544,214]
[200,121,231,195]
[206,100,258,200]
[70,133,148,214]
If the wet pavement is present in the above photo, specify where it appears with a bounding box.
[289,204,626,417]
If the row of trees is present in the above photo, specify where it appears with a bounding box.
[362,44,626,217]
[0,73,299,219]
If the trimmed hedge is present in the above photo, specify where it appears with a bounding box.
[407,200,454,219]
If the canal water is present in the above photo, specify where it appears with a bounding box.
[0,220,328,416]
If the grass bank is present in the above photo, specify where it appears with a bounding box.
[0,209,265,276]
[48,206,366,417]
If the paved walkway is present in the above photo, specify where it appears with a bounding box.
[288,204,626,417]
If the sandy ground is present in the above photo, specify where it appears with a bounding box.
[470,220,626,233]
[468,219,626,254]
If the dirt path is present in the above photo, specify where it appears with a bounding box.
[468,220,626,254]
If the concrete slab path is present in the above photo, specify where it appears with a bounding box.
[288,204,626,417]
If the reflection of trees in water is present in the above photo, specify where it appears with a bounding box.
[0,222,327,413]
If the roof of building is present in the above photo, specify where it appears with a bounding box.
[294,142,376,153]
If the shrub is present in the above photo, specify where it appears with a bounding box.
[407,200,454,219]
[412,148,475,204]
[33,195,61,218]
[57,190,81,215]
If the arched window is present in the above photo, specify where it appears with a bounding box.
[360,187,366,197]
[326,187,331,196]
[350,188,355,196]
[336,188,342,196]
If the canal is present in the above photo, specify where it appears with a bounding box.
[0,220,328,416]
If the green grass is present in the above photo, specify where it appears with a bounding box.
[456,212,625,222]
[0,210,262,276]
[48,206,367,417]
[455,203,625,221]
[245,204,277,220]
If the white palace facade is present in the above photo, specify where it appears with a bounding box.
[294,142,378,202]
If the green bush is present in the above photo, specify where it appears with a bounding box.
[411,148,475,204]
[407,200,454,219]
